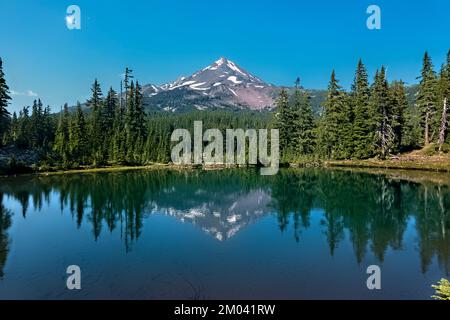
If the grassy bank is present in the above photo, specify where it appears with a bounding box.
[326,148,450,172]
[327,159,450,172]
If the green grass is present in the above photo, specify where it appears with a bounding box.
[327,159,450,172]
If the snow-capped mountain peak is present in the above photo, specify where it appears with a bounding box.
[142,57,278,112]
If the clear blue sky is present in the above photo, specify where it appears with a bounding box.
[1,0,449,112]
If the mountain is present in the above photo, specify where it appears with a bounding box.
[142,57,280,112]
[149,189,272,241]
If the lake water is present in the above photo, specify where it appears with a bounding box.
[0,168,448,299]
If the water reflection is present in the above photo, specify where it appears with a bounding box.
[0,169,449,277]
[0,192,12,279]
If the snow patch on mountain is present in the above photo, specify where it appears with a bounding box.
[227,76,242,84]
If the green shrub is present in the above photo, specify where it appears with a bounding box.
[432,278,450,300]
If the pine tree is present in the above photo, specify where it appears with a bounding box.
[69,103,88,164]
[417,52,438,145]
[53,104,70,165]
[125,81,136,163]
[292,86,315,155]
[274,88,294,161]
[371,67,394,158]
[104,87,117,130]
[16,107,30,148]
[42,105,54,150]
[112,93,126,164]
[0,58,11,146]
[351,59,373,159]
[9,112,18,144]
[104,87,118,161]
[437,98,448,152]
[132,81,146,163]
[87,79,104,165]
[30,99,45,148]
[317,71,349,159]
[134,81,146,139]
[390,81,408,153]
[437,51,450,148]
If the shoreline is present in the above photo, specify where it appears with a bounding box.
[1,158,450,179]
[326,159,450,172]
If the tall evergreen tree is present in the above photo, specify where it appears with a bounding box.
[0,58,11,146]
[104,87,118,161]
[351,59,373,159]
[317,71,349,159]
[104,87,117,130]
[417,52,438,145]
[125,81,136,163]
[8,112,18,144]
[134,81,146,139]
[53,104,70,165]
[390,80,408,153]
[87,79,104,164]
[371,67,394,158]
[42,105,54,150]
[112,93,126,164]
[68,103,88,164]
[16,107,30,148]
[30,99,45,148]
[133,81,146,163]
[274,88,295,161]
[293,86,315,155]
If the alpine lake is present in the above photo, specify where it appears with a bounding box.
[0,168,448,299]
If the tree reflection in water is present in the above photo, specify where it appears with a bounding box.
[0,169,448,276]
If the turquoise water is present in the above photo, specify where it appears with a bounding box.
[0,169,448,299]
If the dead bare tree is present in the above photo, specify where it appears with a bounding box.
[438,98,448,152]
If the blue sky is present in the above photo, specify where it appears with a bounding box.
[1,0,449,112]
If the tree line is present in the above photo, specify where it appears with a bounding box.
[276,51,450,162]
[0,51,449,168]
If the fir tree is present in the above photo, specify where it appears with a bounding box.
[42,105,54,150]
[351,59,373,159]
[371,67,394,158]
[87,79,104,165]
[437,52,450,148]
[16,106,31,149]
[0,58,11,146]
[112,93,126,164]
[134,81,146,139]
[104,87,117,130]
[417,52,438,145]
[9,112,18,144]
[274,88,295,161]
[69,103,88,164]
[292,86,315,155]
[317,71,349,159]
[389,81,408,153]
[53,104,70,165]
[125,81,136,163]
[104,87,118,161]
